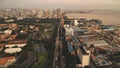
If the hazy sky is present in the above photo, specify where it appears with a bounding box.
[0,0,120,10]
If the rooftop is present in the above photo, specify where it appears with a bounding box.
[67,42,74,52]
[3,56,15,60]
[85,40,108,47]
[0,58,8,65]
[7,39,27,44]
[91,54,112,66]
[5,48,22,53]
[0,56,15,65]
[71,36,80,45]
[0,43,4,47]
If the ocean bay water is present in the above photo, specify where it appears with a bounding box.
[66,11,120,25]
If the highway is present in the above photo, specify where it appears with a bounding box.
[53,13,66,68]
[53,26,60,68]
[53,26,65,68]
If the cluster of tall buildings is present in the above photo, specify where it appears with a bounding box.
[0,8,63,19]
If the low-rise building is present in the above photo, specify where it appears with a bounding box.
[0,43,4,51]
[4,29,12,35]
[5,39,27,48]
[84,40,109,47]
[4,48,22,54]
[0,56,16,68]
[78,46,91,68]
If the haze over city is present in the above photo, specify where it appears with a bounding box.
[1,0,120,68]
[0,0,120,10]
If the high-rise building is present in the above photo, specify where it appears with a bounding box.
[56,8,62,18]
[32,9,36,15]
[49,9,54,18]
[44,9,49,18]
[37,10,45,18]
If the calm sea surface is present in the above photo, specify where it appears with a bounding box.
[66,11,120,25]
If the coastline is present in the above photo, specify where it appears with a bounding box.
[65,12,120,25]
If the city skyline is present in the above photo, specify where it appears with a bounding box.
[0,0,120,10]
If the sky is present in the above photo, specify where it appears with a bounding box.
[0,0,120,10]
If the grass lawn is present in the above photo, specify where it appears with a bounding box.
[33,44,41,48]
[32,52,48,68]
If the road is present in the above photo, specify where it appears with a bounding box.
[53,22,66,68]
[53,26,60,68]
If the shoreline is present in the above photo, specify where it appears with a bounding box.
[65,12,120,25]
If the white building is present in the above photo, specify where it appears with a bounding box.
[5,43,26,48]
[74,20,79,26]
[49,9,54,18]
[37,10,45,18]
[4,19,14,22]
[32,9,36,15]
[4,29,12,35]
[4,48,22,54]
[64,26,74,36]
[30,25,35,29]
[78,46,91,68]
